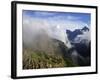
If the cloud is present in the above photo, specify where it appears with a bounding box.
[33,11,57,17]
[23,10,59,18]
[74,30,91,46]
[23,12,90,49]
[46,19,89,31]
[23,16,49,47]
[23,15,73,48]
[67,15,80,20]
[76,30,90,41]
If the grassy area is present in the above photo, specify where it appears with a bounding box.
[23,48,75,69]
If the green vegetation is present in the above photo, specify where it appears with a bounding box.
[23,48,75,69]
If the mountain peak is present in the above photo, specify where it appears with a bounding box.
[81,26,89,31]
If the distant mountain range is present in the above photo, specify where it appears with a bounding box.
[66,26,90,43]
[66,26,91,66]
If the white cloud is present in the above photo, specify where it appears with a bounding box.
[23,16,73,48]
[67,15,80,20]
[47,19,89,31]
[33,11,57,17]
[77,31,90,41]
[23,14,89,48]
[74,30,91,45]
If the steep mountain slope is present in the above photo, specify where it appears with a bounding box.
[23,30,75,69]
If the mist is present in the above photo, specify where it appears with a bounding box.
[23,16,72,48]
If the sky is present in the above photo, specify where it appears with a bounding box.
[23,10,91,28]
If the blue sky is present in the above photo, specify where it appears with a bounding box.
[23,10,91,26]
